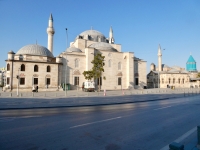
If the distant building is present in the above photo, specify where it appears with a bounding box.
[147,45,199,88]
[186,55,197,72]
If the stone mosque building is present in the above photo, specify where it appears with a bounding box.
[5,14,147,91]
[147,45,199,88]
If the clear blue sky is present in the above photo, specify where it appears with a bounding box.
[0,0,200,72]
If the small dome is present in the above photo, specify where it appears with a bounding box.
[16,44,54,57]
[89,42,117,52]
[8,50,15,54]
[66,47,82,52]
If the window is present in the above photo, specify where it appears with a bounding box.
[169,78,171,84]
[47,66,51,72]
[47,78,50,85]
[34,65,38,72]
[74,77,79,85]
[178,79,180,84]
[118,77,122,85]
[173,78,175,84]
[7,77,10,84]
[34,78,38,84]
[108,60,111,67]
[162,78,164,84]
[135,78,139,85]
[20,78,25,85]
[21,64,25,71]
[75,59,79,68]
[118,62,121,70]
[97,77,102,85]
[182,79,184,84]
[7,64,10,71]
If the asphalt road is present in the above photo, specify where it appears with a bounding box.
[0,95,200,150]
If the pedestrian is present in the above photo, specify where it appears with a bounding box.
[36,86,38,92]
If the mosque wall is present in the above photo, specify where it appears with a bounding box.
[6,60,60,91]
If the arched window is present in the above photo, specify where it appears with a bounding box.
[173,78,175,84]
[47,66,51,72]
[182,78,184,84]
[7,63,10,71]
[21,64,25,71]
[108,60,111,67]
[178,78,180,84]
[75,59,79,68]
[118,62,121,70]
[34,65,38,72]
[169,78,171,84]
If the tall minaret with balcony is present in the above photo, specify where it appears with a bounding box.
[47,13,55,54]
[109,26,114,44]
[158,44,162,71]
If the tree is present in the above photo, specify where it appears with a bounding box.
[82,70,94,81]
[197,72,200,78]
[82,53,106,91]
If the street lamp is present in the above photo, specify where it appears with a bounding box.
[65,28,68,96]
[16,68,20,96]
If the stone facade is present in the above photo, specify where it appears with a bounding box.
[5,53,62,91]
[59,29,147,90]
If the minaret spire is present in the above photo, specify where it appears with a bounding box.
[47,13,55,54]
[109,26,114,44]
[158,44,162,71]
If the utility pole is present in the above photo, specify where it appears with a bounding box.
[17,68,20,96]
[65,28,68,96]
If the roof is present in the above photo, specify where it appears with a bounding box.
[8,50,15,54]
[16,44,54,58]
[66,47,82,53]
[150,70,189,75]
[89,42,117,52]
[187,55,196,63]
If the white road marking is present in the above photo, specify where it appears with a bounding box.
[154,106,172,110]
[160,127,197,150]
[70,116,121,129]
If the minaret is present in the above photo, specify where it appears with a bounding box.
[109,26,114,44]
[47,13,55,54]
[158,44,162,71]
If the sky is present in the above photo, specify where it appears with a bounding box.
[0,0,200,72]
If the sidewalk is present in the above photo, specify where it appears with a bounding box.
[0,89,199,110]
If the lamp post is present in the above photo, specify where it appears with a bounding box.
[65,28,68,96]
[158,71,160,88]
[17,68,20,96]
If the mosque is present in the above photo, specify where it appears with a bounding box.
[5,14,147,91]
[147,45,199,88]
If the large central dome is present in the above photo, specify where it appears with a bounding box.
[80,30,105,37]
[16,44,54,58]
[76,29,107,42]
